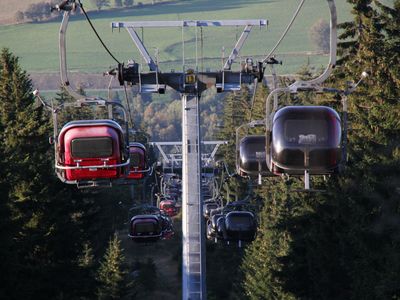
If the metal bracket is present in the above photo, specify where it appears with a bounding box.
[126,28,157,71]
[224,25,253,70]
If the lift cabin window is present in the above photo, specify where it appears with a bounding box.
[130,152,142,168]
[71,137,113,158]
[240,136,266,159]
[227,214,255,230]
[135,222,158,234]
[284,119,329,145]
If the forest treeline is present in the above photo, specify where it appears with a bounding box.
[1,0,400,299]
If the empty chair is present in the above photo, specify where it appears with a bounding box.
[270,106,342,175]
[129,215,162,242]
[127,142,147,180]
[224,211,257,242]
[57,120,128,183]
[238,135,269,176]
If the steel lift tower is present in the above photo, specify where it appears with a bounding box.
[110,20,266,300]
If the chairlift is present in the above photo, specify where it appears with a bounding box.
[159,199,178,217]
[216,215,226,242]
[236,121,272,183]
[269,106,342,176]
[56,119,129,186]
[207,213,224,241]
[260,0,363,191]
[129,214,163,242]
[126,142,150,180]
[224,211,257,243]
[203,202,219,219]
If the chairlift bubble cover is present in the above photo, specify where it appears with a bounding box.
[238,135,269,176]
[271,106,342,174]
[127,142,146,179]
[225,211,257,241]
[58,120,125,181]
[130,215,162,238]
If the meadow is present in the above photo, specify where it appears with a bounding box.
[0,0,356,76]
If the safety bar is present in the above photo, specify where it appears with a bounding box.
[56,159,130,170]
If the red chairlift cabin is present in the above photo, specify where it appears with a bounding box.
[56,120,129,183]
[159,199,178,217]
[126,142,148,180]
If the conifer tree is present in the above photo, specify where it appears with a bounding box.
[96,233,127,299]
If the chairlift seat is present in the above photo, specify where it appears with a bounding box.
[271,106,342,174]
[58,120,126,181]
[238,135,269,176]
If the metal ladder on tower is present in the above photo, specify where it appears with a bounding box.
[182,94,205,300]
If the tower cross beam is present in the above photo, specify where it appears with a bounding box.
[111,19,267,28]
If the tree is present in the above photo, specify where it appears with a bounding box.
[14,11,24,23]
[91,0,110,10]
[309,18,330,52]
[123,0,134,7]
[96,234,127,299]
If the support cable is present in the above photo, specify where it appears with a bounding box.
[107,76,114,101]
[248,79,258,124]
[200,27,204,73]
[262,0,306,63]
[78,0,121,64]
[181,26,185,69]
[123,83,135,129]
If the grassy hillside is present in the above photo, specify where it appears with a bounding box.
[0,0,356,75]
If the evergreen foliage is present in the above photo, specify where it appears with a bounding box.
[96,233,127,299]
[91,0,111,10]
[309,19,330,52]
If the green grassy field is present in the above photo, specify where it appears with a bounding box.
[0,0,356,75]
